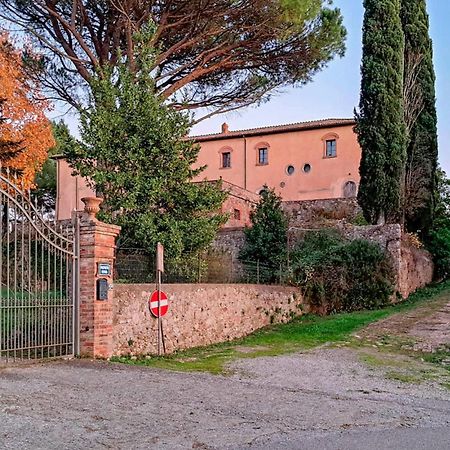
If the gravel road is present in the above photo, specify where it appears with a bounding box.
[1,348,449,449]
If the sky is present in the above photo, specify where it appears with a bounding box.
[189,0,450,172]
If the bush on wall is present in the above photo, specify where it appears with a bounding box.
[290,230,394,314]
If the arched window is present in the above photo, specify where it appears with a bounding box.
[343,181,357,198]
[321,133,339,158]
[255,142,270,165]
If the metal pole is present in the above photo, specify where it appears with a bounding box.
[73,213,80,356]
[157,269,161,356]
[257,260,260,285]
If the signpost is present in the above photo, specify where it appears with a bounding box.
[154,243,165,355]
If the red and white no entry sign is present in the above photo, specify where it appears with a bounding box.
[149,290,169,317]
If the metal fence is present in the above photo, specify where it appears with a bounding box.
[0,170,78,363]
[115,248,291,285]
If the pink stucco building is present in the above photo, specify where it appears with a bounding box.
[55,118,361,227]
[192,118,359,200]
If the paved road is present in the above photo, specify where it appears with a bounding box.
[1,349,449,449]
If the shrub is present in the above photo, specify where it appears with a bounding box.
[290,230,394,314]
[239,187,288,283]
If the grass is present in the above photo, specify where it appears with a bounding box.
[385,371,422,384]
[111,281,450,375]
[421,348,450,372]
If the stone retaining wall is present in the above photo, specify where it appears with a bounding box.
[113,284,303,356]
[213,223,433,299]
[336,223,433,298]
[283,198,361,227]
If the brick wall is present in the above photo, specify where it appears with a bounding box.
[78,213,121,358]
[112,284,303,356]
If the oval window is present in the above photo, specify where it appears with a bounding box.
[286,165,295,176]
[303,163,311,173]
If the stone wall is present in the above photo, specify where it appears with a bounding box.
[283,198,361,227]
[212,222,433,300]
[336,223,433,298]
[211,228,245,260]
[112,283,303,356]
[399,236,434,299]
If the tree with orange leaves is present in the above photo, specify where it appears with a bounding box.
[0,33,54,190]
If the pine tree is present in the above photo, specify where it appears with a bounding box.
[356,0,407,225]
[401,0,438,234]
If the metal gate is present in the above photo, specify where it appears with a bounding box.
[0,169,79,362]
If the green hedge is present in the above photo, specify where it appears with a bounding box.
[290,230,394,314]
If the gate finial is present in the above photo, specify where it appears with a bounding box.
[81,197,103,220]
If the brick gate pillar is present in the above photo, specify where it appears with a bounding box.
[77,197,121,358]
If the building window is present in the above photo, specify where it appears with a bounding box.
[258,187,268,196]
[222,151,231,168]
[258,147,268,165]
[326,139,337,158]
[286,165,295,175]
[233,209,241,220]
[303,163,311,173]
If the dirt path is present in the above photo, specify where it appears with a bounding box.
[357,290,450,352]
[0,348,449,450]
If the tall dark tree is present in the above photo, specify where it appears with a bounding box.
[356,0,407,225]
[401,0,438,234]
[0,1,346,120]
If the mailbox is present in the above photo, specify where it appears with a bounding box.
[97,278,109,300]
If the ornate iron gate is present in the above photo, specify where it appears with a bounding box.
[0,169,79,362]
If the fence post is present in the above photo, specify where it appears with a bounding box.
[229,253,233,283]
[77,197,121,359]
[257,259,260,284]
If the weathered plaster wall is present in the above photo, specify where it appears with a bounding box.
[220,181,259,228]
[56,158,95,221]
[113,283,303,356]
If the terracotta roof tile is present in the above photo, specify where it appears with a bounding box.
[191,118,356,141]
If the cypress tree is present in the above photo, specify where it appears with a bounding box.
[356,0,407,225]
[401,0,438,234]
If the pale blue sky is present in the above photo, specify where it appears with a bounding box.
[191,0,450,172]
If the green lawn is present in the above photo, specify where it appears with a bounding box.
[111,281,450,374]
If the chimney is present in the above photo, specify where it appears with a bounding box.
[221,122,229,134]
